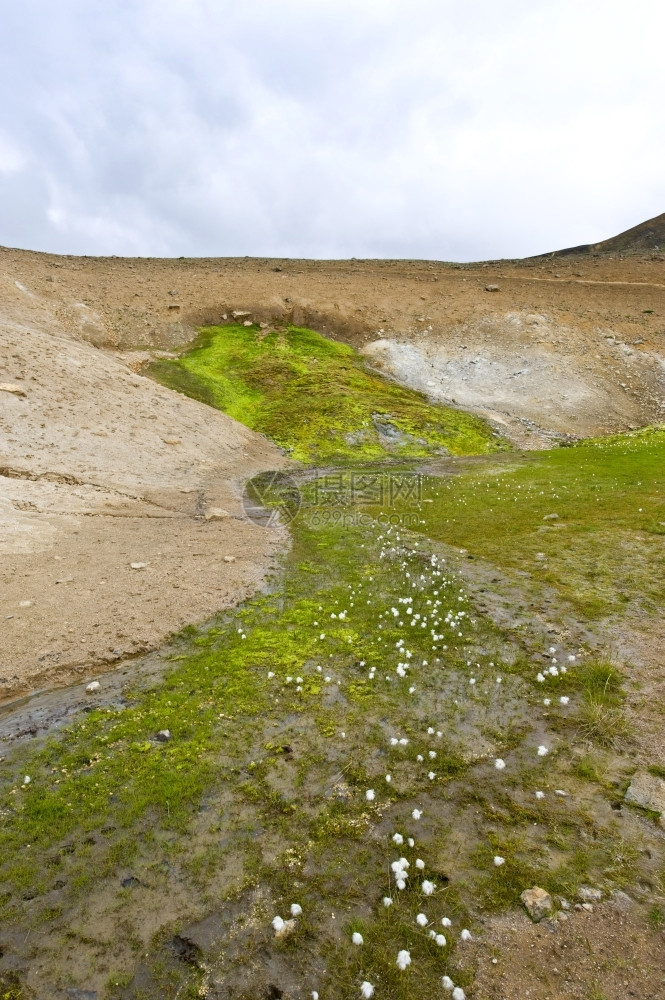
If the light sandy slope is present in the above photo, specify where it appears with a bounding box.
[0,271,286,703]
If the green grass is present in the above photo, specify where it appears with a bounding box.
[148,323,502,462]
[382,426,665,618]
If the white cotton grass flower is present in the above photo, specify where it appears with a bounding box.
[537,745,549,757]
[416,912,428,927]
[23,776,31,785]
[495,758,506,770]
[407,837,415,847]
[493,855,505,867]
[460,928,472,941]
[312,993,318,1000]
[360,983,375,999]
[535,790,545,799]
[415,858,425,869]
[560,696,570,705]
[442,975,455,991]
[272,916,285,932]
[543,698,551,706]
[452,989,466,1000]
[392,833,404,845]
[441,917,452,927]
[383,896,393,907]
[290,903,302,917]
[422,880,436,895]
[417,754,424,762]
[396,949,411,970]
[352,932,364,946]
[412,808,422,820]
[435,933,447,947]
[396,878,407,890]
[536,673,545,683]
[366,789,375,801]
[385,774,392,783]
[428,771,436,780]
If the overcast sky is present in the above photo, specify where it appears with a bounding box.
[0,0,663,261]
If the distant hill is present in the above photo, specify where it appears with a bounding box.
[542,212,665,257]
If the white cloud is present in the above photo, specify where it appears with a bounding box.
[0,0,663,258]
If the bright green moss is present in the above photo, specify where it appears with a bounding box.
[148,323,503,461]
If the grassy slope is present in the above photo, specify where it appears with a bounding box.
[386,428,665,618]
[148,323,502,462]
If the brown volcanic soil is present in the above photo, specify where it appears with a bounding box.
[1,238,664,701]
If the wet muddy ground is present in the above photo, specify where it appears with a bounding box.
[1,440,664,1000]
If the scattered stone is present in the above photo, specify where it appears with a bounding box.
[19,600,33,608]
[243,320,253,327]
[85,681,101,694]
[485,284,500,292]
[156,729,171,742]
[578,886,602,903]
[121,876,141,888]
[162,436,181,445]
[624,772,665,815]
[520,886,554,921]
[0,383,26,396]
[543,513,559,520]
[581,902,594,912]
[610,889,634,911]
[232,310,251,319]
[204,508,230,521]
[130,562,148,570]
[223,555,237,563]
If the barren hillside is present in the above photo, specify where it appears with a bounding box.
[1,222,663,700]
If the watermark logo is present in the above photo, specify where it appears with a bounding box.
[242,470,302,526]
[243,470,423,528]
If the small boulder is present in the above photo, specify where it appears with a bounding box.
[485,284,500,292]
[0,383,26,396]
[223,555,237,563]
[624,772,665,815]
[130,562,148,570]
[578,886,602,903]
[520,886,553,921]
[86,681,101,694]
[204,508,230,521]
[156,730,171,742]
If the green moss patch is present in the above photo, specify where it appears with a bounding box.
[148,323,502,462]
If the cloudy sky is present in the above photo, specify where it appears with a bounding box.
[0,0,663,261]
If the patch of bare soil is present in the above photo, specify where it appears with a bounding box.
[472,894,665,999]
[0,276,287,702]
